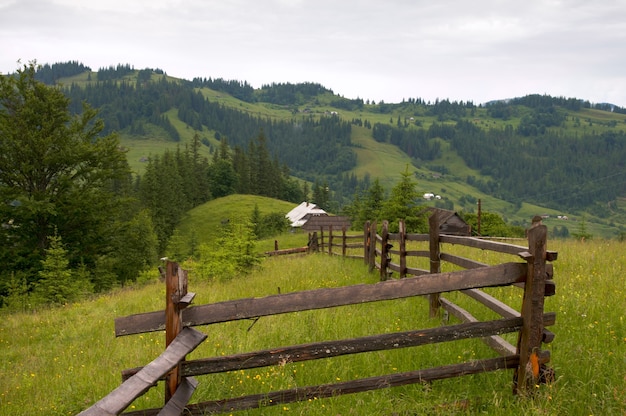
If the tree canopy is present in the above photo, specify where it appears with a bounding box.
[0,62,154,301]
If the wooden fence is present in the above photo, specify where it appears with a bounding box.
[80,214,556,415]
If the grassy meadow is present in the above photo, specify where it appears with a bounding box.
[1,238,624,415]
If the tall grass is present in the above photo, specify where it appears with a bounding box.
[0,240,624,415]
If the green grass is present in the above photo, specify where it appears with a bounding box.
[71,68,625,237]
[350,125,417,188]
[171,194,298,254]
[1,239,624,415]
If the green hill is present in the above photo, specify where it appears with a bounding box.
[39,61,626,238]
[172,194,298,253]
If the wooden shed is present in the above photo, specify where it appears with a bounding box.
[421,208,471,236]
[301,215,352,232]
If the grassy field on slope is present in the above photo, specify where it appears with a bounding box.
[1,239,624,415]
[170,194,299,255]
[58,69,626,237]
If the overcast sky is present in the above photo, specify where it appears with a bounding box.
[2,0,625,106]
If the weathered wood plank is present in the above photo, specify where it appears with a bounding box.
[122,316,533,380]
[78,328,206,416]
[440,235,528,255]
[459,288,556,343]
[405,266,429,276]
[440,297,517,356]
[461,288,519,318]
[405,250,430,257]
[115,262,528,337]
[440,253,488,269]
[122,355,519,416]
[515,223,549,392]
[406,233,430,242]
[156,377,198,416]
[429,213,442,317]
[265,246,308,256]
[388,262,402,273]
[178,292,195,309]
[176,356,521,415]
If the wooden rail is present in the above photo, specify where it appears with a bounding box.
[77,327,206,416]
[83,213,557,414]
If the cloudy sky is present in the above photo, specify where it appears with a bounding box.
[2,0,625,106]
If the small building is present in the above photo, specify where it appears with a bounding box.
[420,207,471,236]
[301,215,352,232]
[286,202,328,228]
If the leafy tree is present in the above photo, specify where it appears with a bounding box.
[0,62,133,293]
[461,211,525,237]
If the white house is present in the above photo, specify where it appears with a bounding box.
[286,202,327,227]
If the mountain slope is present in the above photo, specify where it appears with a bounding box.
[39,62,626,237]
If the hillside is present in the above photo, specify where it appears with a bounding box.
[36,61,626,238]
[2,239,625,415]
[172,194,298,253]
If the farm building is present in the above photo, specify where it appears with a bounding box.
[421,207,471,236]
[301,215,352,232]
[286,202,328,228]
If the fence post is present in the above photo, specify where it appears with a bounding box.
[342,225,347,257]
[514,218,548,394]
[429,213,441,318]
[328,225,334,255]
[368,221,377,272]
[363,221,370,265]
[399,220,407,279]
[380,220,390,281]
[308,232,319,252]
[164,261,187,402]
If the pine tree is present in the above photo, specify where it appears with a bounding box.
[34,234,92,304]
[381,167,426,232]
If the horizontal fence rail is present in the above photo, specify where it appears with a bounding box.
[82,213,557,415]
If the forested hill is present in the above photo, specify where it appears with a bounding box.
[34,61,626,227]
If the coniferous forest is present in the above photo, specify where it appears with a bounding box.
[27,61,626,220]
[1,60,625,307]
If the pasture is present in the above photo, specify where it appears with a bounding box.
[0,239,624,415]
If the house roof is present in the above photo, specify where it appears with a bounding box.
[286,202,327,227]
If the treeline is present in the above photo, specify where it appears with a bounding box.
[60,75,355,177]
[34,62,626,214]
[1,64,316,309]
[257,82,333,105]
[371,122,442,161]
[341,168,525,237]
[34,61,91,84]
[191,77,256,101]
[189,78,333,105]
[450,120,626,212]
[138,132,307,253]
